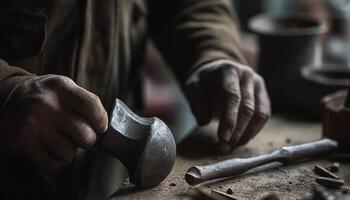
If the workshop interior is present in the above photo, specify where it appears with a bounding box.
[0,0,349,199]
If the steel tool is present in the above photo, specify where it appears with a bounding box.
[97,99,176,188]
[185,139,338,185]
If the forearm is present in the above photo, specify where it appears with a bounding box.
[0,59,35,112]
[148,0,247,83]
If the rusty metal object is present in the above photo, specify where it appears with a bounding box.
[314,164,340,179]
[226,188,234,195]
[322,90,350,152]
[185,139,337,185]
[316,177,345,188]
[249,14,327,116]
[97,99,176,188]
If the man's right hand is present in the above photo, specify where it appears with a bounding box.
[0,75,108,176]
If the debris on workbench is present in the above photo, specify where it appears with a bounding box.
[170,182,176,186]
[188,187,240,200]
[211,189,238,200]
[188,186,215,200]
[312,185,350,200]
[226,188,234,195]
[261,192,280,200]
[326,162,340,173]
[285,138,292,144]
[331,154,350,163]
[314,164,340,179]
[316,176,345,188]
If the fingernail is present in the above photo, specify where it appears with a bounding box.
[221,130,231,143]
[216,142,231,154]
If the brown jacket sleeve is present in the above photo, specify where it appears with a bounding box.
[148,0,247,83]
[0,59,35,112]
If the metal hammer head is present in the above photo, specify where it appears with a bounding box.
[98,99,176,188]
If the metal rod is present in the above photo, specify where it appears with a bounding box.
[185,139,338,185]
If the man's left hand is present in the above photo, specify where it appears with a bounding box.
[185,60,271,153]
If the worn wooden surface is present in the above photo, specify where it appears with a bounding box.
[111,116,350,200]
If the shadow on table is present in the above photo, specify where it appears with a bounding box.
[177,124,256,160]
[177,125,218,159]
[114,185,144,197]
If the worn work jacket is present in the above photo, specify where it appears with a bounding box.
[0,0,245,113]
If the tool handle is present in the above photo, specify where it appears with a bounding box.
[185,151,281,185]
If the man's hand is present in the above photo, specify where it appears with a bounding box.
[0,75,108,175]
[185,60,270,153]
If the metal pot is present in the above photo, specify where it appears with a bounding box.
[249,14,327,116]
[301,65,350,118]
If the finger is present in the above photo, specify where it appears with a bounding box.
[40,128,77,162]
[216,141,232,154]
[237,75,270,146]
[55,108,97,149]
[53,77,108,134]
[185,80,212,125]
[217,68,241,143]
[230,70,255,148]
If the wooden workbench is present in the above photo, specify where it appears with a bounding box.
[112,116,350,199]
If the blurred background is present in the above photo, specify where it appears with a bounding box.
[140,0,350,144]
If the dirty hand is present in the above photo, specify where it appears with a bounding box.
[185,60,270,153]
[0,75,108,175]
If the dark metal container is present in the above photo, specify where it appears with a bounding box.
[322,90,350,152]
[301,65,350,117]
[249,14,327,115]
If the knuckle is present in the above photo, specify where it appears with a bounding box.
[256,110,270,122]
[82,91,100,107]
[212,64,238,78]
[241,104,255,118]
[243,67,254,76]
[52,75,73,84]
[91,93,101,104]
[82,133,96,148]
[253,73,264,83]
[44,75,74,89]
[30,94,58,113]
[223,89,241,104]
[78,124,96,147]
[222,65,239,76]
[35,94,51,105]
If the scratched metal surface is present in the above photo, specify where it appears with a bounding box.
[111,116,350,200]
